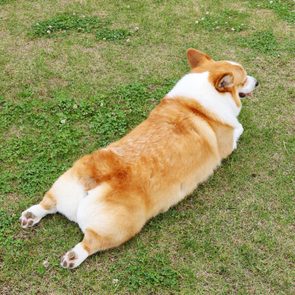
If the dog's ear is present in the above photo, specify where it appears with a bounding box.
[214,72,234,92]
[186,48,212,68]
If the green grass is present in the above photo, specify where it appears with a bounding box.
[248,0,295,23]
[237,30,279,55]
[195,9,249,32]
[0,0,294,294]
[29,13,131,41]
[96,28,131,41]
[0,0,12,4]
[30,13,106,37]
[108,247,180,292]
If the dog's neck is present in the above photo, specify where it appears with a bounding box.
[166,72,241,128]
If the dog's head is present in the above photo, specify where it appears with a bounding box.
[186,48,258,107]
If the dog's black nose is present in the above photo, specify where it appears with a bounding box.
[255,81,259,87]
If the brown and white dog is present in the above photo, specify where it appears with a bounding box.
[20,49,258,268]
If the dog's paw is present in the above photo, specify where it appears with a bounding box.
[61,250,78,269]
[60,243,89,269]
[20,210,41,228]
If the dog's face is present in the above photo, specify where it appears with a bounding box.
[187,48,258,107]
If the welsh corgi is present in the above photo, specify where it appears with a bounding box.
[20,49,258,268]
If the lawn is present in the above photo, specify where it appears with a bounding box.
[0,0,294,294]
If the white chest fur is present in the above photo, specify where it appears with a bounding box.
[167,72,241,128]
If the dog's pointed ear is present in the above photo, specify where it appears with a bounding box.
[186,48,212,68]
[214,72,234,92]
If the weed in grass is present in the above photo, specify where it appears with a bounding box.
[195,9,249,32]
[108,249,179,292]
[30,13,131,42]
[237,30,279,55]
[0,0,10,4]
[30,13,107,38]
[96,28,131,41]
[249,0,295,23]
[237,244,259,269]
[0,210,23,250]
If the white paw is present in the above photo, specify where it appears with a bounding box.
[20,204,49,228]
[20,210,41,228]
[60,243,88,269]
[61,250,78,269]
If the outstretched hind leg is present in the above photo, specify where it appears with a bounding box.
[60,228,107,269]
[61,225,135,269]
[20,191,57,228]
[61,189,146,269]
[20,166,88,228]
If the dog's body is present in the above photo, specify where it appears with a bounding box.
[20,49,258,268]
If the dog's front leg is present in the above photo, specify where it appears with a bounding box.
[233,123,244,150]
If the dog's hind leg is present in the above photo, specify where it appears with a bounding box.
[60,186,146,269]
[20,190,57,228]
[60,223,143,269]
[20,167,88,228]
[60,228,113,269]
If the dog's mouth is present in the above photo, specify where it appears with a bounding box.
[239,92,253,98]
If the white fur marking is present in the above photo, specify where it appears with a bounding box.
[77,183,110,233]
[167,72,241,127]
[20,204,56,228]
[61,242,89,269]
[233,123,244,150]
[238,75,257,95]
[52,173,86,222]
[27,204,50,218]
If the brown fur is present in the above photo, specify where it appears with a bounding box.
[64,96,236,253]
[40,191,56,211]
[187,48,247,108]
[82,229,115,254]
[32,49,251,265]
